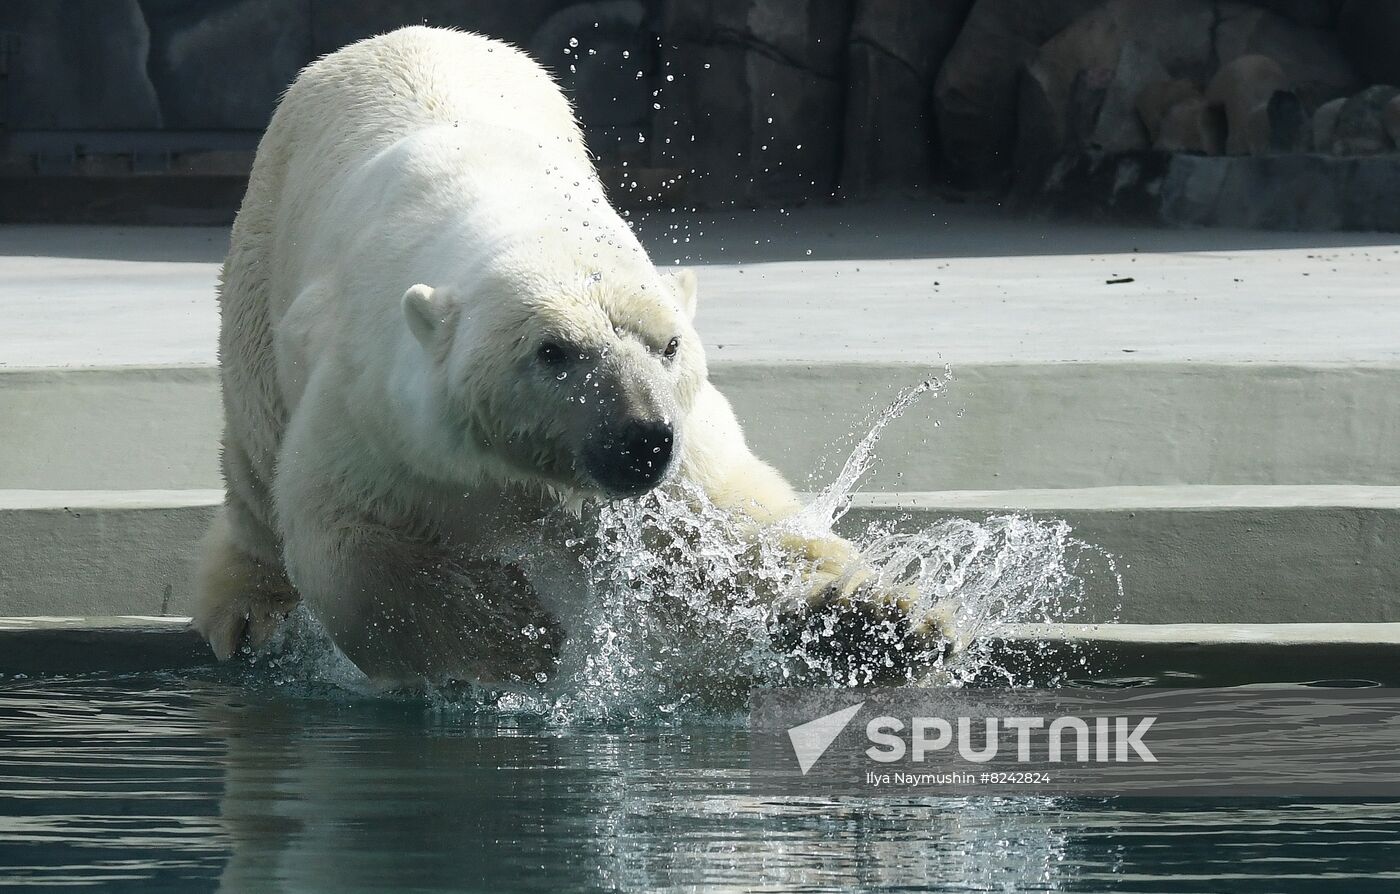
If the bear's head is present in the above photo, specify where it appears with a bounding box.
[401,259,705,500]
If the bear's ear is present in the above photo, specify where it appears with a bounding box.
[666,267,698,321]
[402,284,452,349]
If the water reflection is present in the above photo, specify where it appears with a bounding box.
[2,675,1398,892]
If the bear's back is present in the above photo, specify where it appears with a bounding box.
[233,26,596,322]
[285,27,581,156]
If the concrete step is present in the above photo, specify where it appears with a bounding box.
[5,210,1400,493]
[2,487,1396,623]
[5,616,1400,685]
[0,489,220,616]
[839,487,1400,625]
[6,362,1400,492]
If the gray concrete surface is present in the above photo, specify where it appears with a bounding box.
[842,488,1400,624]
[0,489,219,616]
[4,204,1400,491]
[5,616,1400,684]
[3,487,1397,624]
[4,204,1400,368]
[988,622,1400,687]
[10,363,1400,492]
[2,204,1398,627]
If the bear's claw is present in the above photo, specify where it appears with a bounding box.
[772,572,953,685]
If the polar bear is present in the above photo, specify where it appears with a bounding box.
[193,26,943,686]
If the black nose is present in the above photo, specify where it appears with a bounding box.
[588,420,675,495]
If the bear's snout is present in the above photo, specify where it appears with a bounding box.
[586,419,675,496]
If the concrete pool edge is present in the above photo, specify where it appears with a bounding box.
[4,617,1400,684]
[5,486,1399,623]
[9,361,1400,492]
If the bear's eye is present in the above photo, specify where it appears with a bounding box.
[536,342,568,366]
[663,336,680,359]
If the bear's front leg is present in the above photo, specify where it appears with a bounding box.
[194,508,301,660]
[681,382,953,682]
[772,531,953,685]
[282,505,563,685]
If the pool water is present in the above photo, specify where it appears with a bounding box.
[2,672,1398,892]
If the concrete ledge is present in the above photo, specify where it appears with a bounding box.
[988,622,1400,687]
[8,363,1400,492]
[1,487,1397,623]
[0,366,222,490]
[0,616,211,675]
[3,617,1399,685]
[842,487,1400,624]
[0,489,220,616]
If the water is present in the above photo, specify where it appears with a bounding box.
[2,673,1399,892]
[16,379,1361,892]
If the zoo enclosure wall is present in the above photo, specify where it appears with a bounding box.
[2,0,1400,227]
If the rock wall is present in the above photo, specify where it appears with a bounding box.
[3,0,1400,224]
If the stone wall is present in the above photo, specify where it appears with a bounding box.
[3,0,1400,225]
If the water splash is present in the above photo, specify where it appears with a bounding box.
[798,373,947,533]
[536,370,1118,720]
[252,372,1119,721]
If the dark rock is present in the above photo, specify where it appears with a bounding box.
[1090,40,1173,150]
[1337,0,1400,86]
[1017,62,1110,190]
[1014,0,1220,185]
[142,0,312,130]
[841,0,973,195]
[1244,0,1341,28]
[0,0,161,130]
[1384,96,1400,150]
[528,2,654,164]
[1266,89,1309,152]
[1013,0,1356,179]
[1330,84,1399,155]
[1030,149,1173,223]
[1340,155,1400,230]
[1312,96,1346,150]
[653,0,852,205]
[933,0,1106,187]
[1035,149,1400,231]
[1205,54,1290,155]
[1155,96,1226,153]
[1065,66,1116,148]
[308,0,566,58]
[1136,79,1203,143]
[1215,3,1359,110]
[1164,154,1348,228]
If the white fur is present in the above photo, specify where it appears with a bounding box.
[194,27,827,683]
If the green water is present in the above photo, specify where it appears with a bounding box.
[2,674,1398,892]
